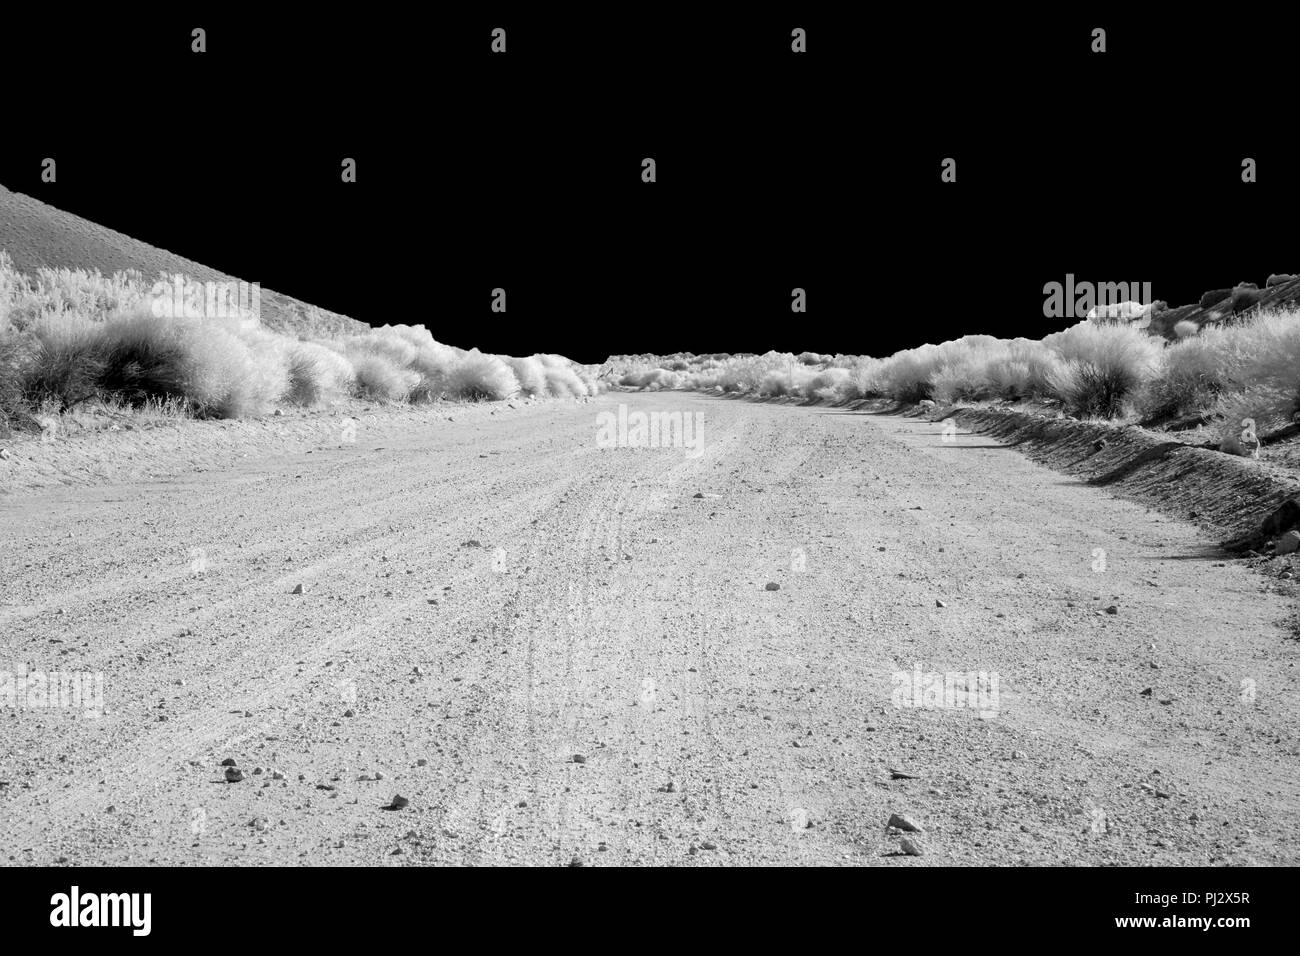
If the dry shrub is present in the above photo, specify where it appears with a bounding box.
[444,350,520,401]
[350,352,419,401]
[503,356,547,397]
[1042,322,1162,418]
[542,362,588,398]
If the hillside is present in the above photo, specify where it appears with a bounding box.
[1147,276,1300,339]
[0,183,368,339]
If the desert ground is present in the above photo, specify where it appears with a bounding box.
[1,391,1297,866]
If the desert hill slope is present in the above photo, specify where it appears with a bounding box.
[0,183,368,338]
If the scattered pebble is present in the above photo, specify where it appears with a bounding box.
[887,813,924,833]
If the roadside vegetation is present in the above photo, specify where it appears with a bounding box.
[0,254,601,433]
[603,309,1300,443]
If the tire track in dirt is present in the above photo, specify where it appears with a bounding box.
[2,393,1298,865]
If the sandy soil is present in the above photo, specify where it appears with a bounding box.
[1,392,1297,866]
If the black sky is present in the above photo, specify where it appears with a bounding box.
[2,9,1295,364]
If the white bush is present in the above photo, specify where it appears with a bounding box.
[285,340,356,405]
[1042,322,1162,418]
[350,352,419,401]
[444,350,520,401]
[542,362,588,398]
[503,355,547,396]
[96,311,287,418]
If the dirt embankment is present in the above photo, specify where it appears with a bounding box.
[694,391,1300,556]
[923,404,1300,554]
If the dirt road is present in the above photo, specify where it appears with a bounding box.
[2,393,1297,865]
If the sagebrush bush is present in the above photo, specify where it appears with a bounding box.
[641,369,683,390]
[756,370,796,397]
[1215,387,1294,447]
[983,340,1061,400]
[0,329,34,431]
[1135,328,1234,420]
[230,326,292,417]
[407,345,460,402]
[503,355,547,397]
[806,366,850,401]
[444,350,520,401]
[0,253,21,334]
[0,254,150,333]
[285,341,355,405]
[95,311,206,407]
[714,352,798,393]
[618,367,660,388]
[876,344,943,401]
[542,362,588,398]
[1215,309,1300,427]
[843,357,883,399]
[22,314,105,410]
[1041,322,1162,418]
[350,352,419,401]
[380,324,437,350]
[343,330,418,370]
[96,312,287,418]
[930,359,989,405]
